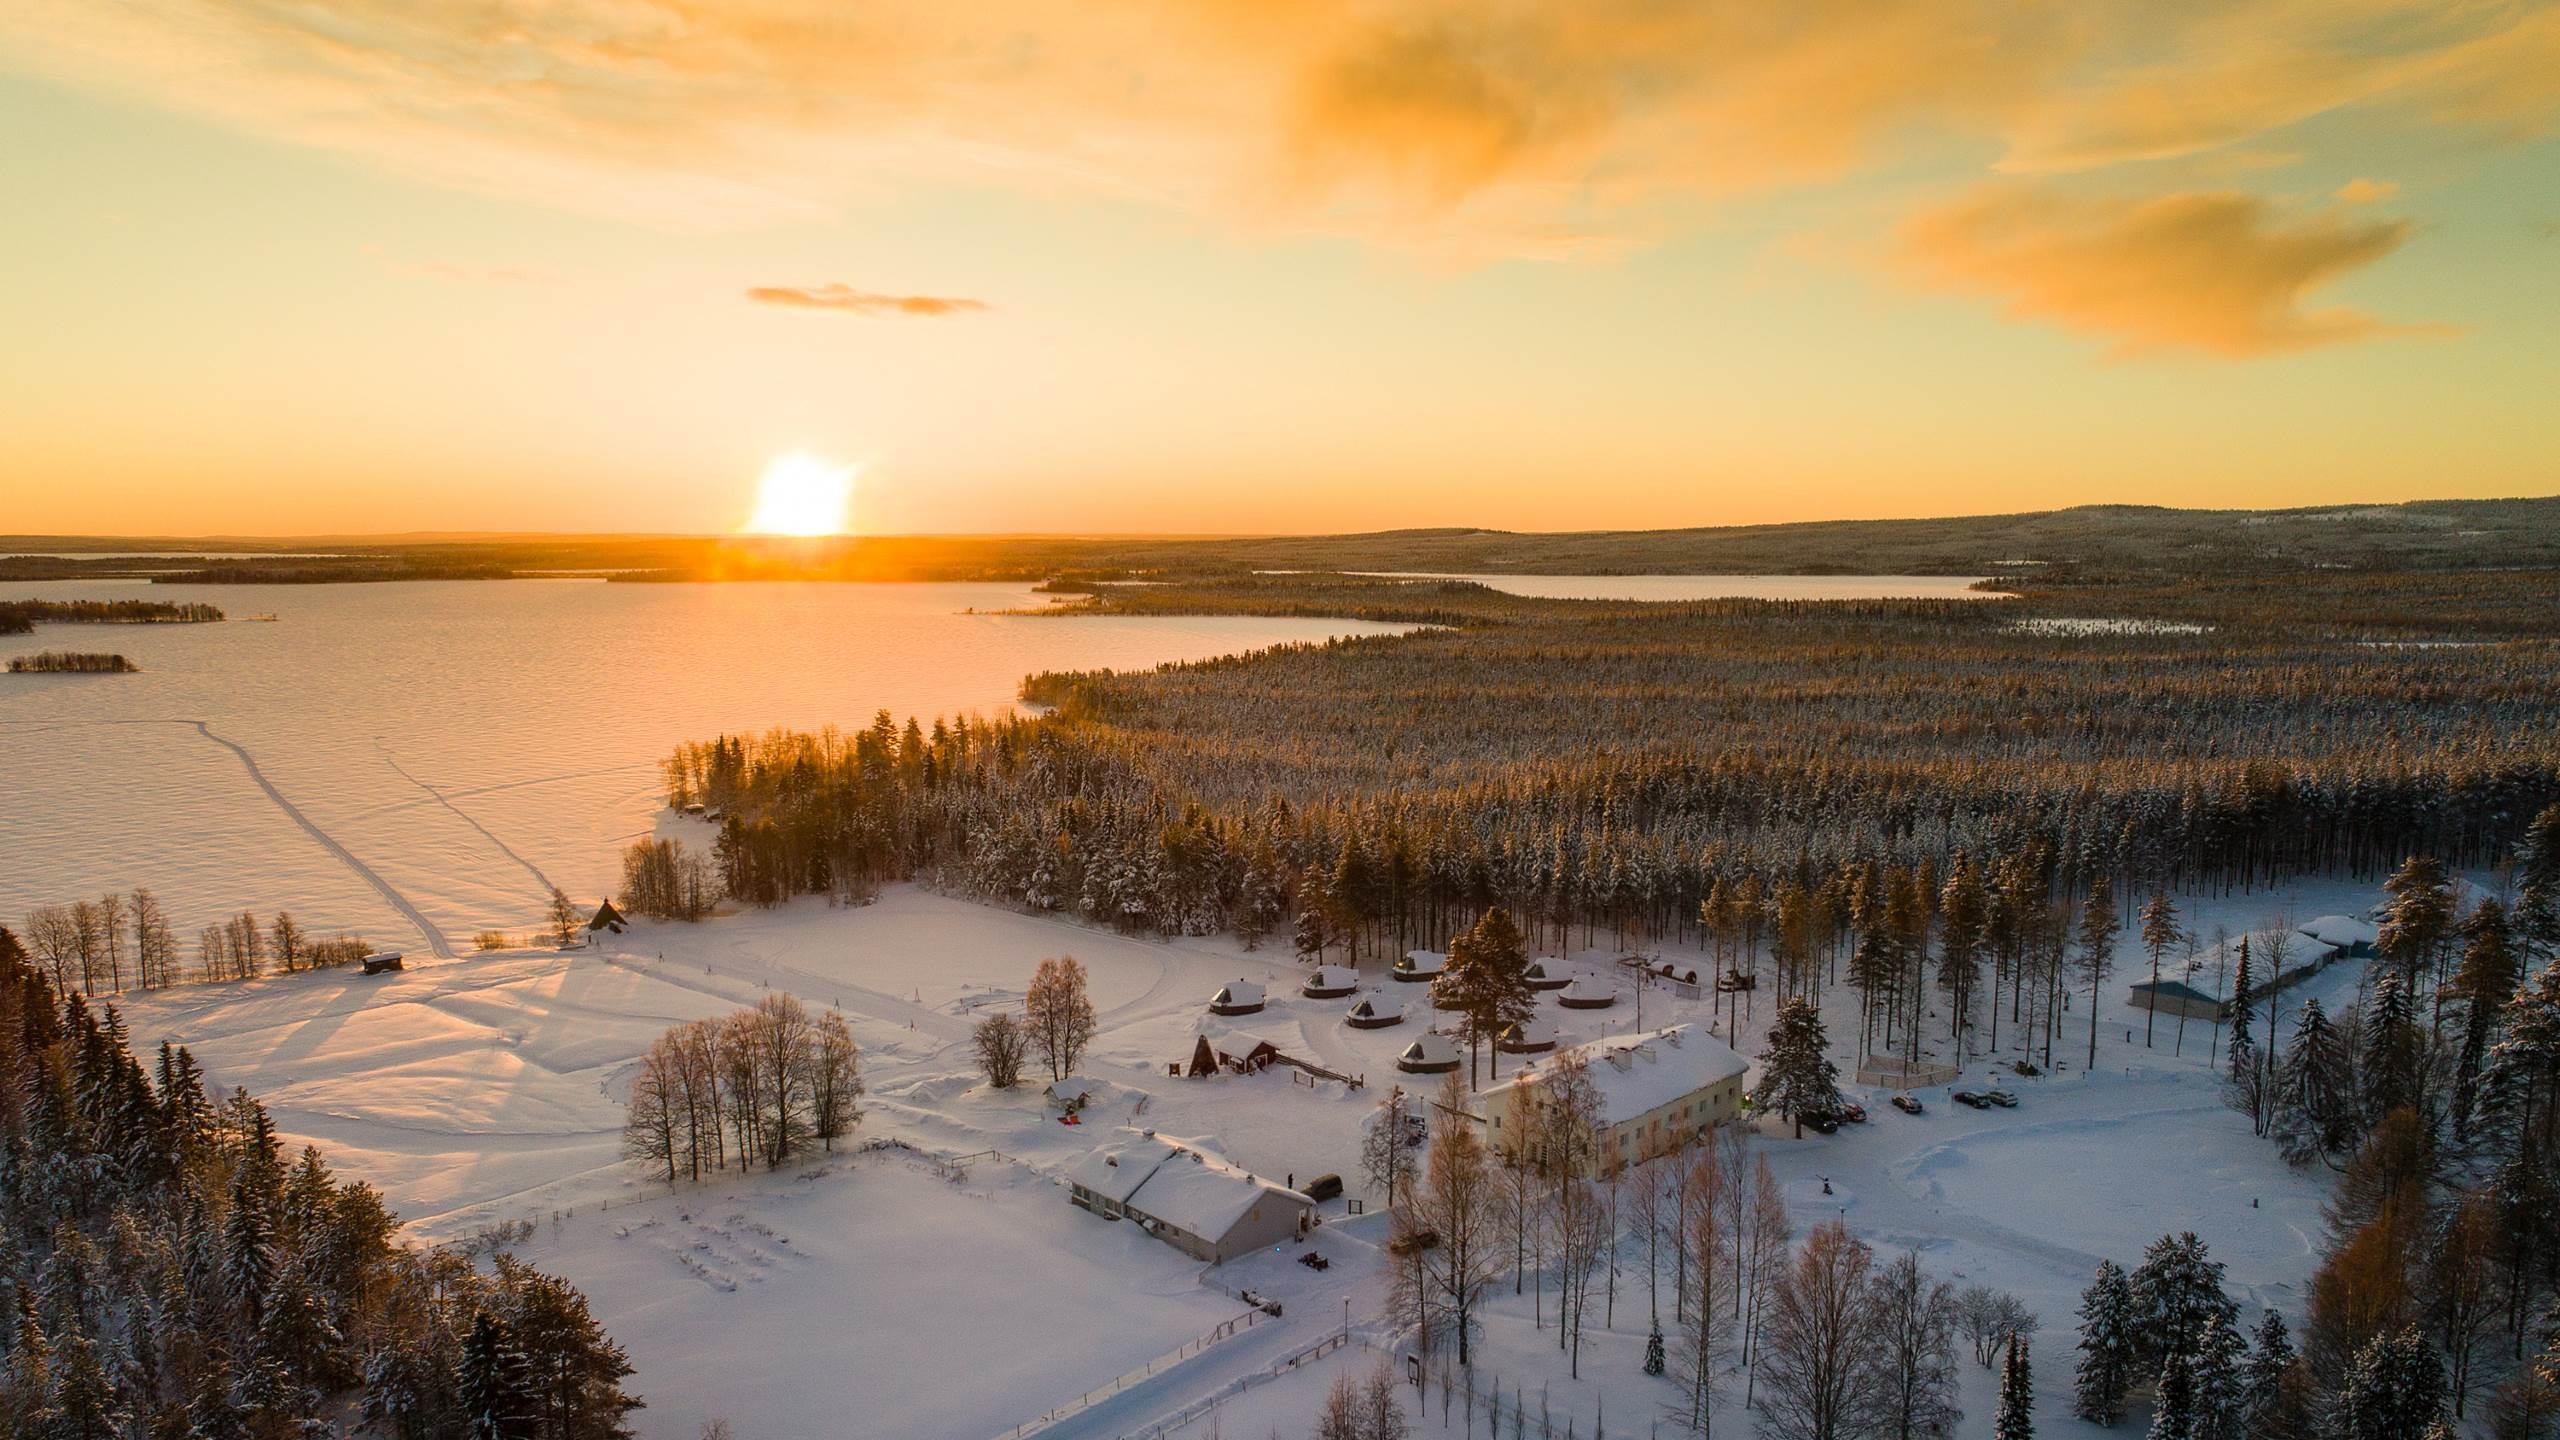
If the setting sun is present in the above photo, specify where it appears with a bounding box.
[743,452,858,536]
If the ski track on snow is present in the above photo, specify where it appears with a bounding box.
[373,739,557,899]
[184,719,455,958]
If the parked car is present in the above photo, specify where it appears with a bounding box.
[1889,1093,1924,1115]
[1835,1102,1868,1124]
[1950,1090,1991,1110]
[1983,1089,2021,1108]
[1302,1173,1345,1202]
[1799,1111,1840,1135]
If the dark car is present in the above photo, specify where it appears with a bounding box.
[1950,1090,1991,1109]
[1302,1173,1345,1202]
[1889,1094,1924,1115]
[1983,1089,2021,1108]
[1835,1102,1869,1124]
[1799,1111,1840,1135]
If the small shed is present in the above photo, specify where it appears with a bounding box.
[1496,1018,1558,1054]
[1046,1076,1098,1110]
[2128,978,2231,1022]
[588,900,627,935]
[1208,979,1268,1016]
[1301,965,1360,999]
[1396,1032,1462,1075]
[360,952,404,976]
[1523,959,1571,992]
[1346,995,1406,1029]
[1394,949,1447,983]
[1188,1033,1281,1076]
[1557,975,1617,1010]
[2298,915,2379,959]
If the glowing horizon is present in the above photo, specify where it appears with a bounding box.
[742,453,860,537]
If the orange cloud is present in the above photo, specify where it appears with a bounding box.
[1,0,2551,256]
[2335,178,2400,205]
[746,285,987,317]
[1897,184,2420,358]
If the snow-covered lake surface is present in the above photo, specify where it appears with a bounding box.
[1355,572,2000,601]
[0,579,1406,948]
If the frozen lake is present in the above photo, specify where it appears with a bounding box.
[0,579,1406,951]
[1356,571,2000,601]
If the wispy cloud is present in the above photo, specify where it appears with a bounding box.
[5,0,2551,258]
[745,284,988,317]
[1897,184,2424,358]
[2335,178,2400,205]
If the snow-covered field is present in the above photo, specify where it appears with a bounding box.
[105,870,2414,1440]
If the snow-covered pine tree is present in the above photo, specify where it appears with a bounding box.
[2357,971,2422,1128]
[2332,1325,2447,1440]
[2075,1259,2137,1426]
[1996,1332,2034,1440]
[2127,1232,2235,1365]
[2271,999,2355,1167]
[2148,1345,2195,1440]
[2221,941,2260,1126]
[2188,1308,2248,1440]
[1750,997,1844,1139]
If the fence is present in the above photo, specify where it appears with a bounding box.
[987,1307,1271,1440]
[1122,1328,1353,1440]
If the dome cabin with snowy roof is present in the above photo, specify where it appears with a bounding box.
[1346,995,1405,1029]
[1207,979,1267,1016]
[1394,949,1447,983]
[1496,1018,1558,1054]
[1556,975,1616,1009]
[1395,1032,1462,1074]
[1523,959,1571,992]
[1300,965,1360,999]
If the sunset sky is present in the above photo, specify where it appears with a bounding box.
[3,1,2556,536]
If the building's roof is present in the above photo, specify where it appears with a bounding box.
[1501,1019,1559,1046]
[1066,1131,1181,1204]
[1558,975,1614,1003]
[1525,958,1560,979]
[1068,1129,1306,1239]
[2175,927,2341,1000]
[1303,965,1360,991]
[1126,1144,1309,1240]
[1397,949,1447,975]
[1350,995,1404,1020]
[1212,979,1266,1007]
[1474,1024,1747,1128]
[2298,914,2380,950]
[2130,979,2222,1003]
[1047,1074,1100,1099]
[1399,1032,1460,1066]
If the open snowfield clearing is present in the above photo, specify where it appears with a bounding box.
[515,1152,1246,1440]
[112,871,2416,1438]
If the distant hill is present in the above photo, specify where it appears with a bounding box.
[5,495,2555,581]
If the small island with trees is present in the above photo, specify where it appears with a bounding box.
[8,649,137,673]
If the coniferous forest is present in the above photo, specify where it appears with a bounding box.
[0,926,638,1439]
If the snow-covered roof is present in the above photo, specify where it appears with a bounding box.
[1302,965,1359,990]
[1350,995,1403,1019]
[2298,915,2379,950]
[1047,1074,1097,1098]
[1559,975,1613,1002]
[1525,958,1560,978]
[1066,1131,1181,1205]
[1399,1032,1460,1065]
[1069,1128,1307,1240]
[1212,979,1266,1007]
[1124,1144,1309,1240]
[2177,926,2340,999]
[1397,950,1447,976]
[1474,1025,1746,1128]
[1502,1019,1558,1045]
